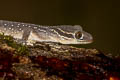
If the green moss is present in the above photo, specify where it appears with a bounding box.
[0,33,29,56]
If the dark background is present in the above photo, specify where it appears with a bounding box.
[0,0,119,55]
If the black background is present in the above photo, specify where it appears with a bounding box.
[0,0,119,55]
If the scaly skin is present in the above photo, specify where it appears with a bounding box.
[0,20,93,45]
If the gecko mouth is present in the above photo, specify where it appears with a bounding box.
[77,39,93,44]
[76,36,93,44]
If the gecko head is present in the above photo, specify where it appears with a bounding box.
[56,25,93,44]
[73,30,93,44]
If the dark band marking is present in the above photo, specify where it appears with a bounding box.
[50,28,74,39]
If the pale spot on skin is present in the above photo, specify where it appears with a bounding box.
[18,24,20,26]
[11,25,14,27]
[19,28,22,31]
[38,29,46,33]
[4,24,7,26]
[9,28,11,30]
[34,27,37,29]
[28,26,31,28]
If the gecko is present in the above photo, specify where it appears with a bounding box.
[0,20,93,45]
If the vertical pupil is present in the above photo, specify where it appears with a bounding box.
[75,31,82,39]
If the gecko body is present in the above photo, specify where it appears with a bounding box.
[0,20,93,45]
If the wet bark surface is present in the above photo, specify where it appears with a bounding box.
[0,41,120,80]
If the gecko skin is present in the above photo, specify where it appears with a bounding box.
[0,20,93,45]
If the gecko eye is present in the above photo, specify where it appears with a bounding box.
[75,31,83,39]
